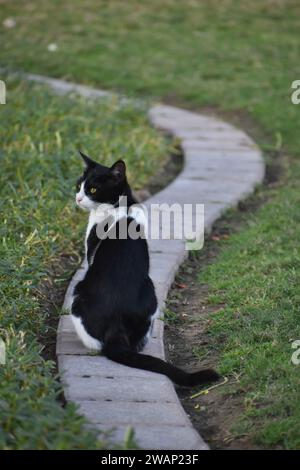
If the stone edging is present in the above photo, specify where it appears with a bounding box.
[24,74,265,449]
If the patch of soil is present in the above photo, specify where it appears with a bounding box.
[37,253,79,365]
[36,252,83,406]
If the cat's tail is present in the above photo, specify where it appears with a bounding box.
[102,329,219,387]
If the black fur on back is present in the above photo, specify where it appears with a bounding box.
[72,153,220,386]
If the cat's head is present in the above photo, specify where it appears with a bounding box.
[75,151,127,211]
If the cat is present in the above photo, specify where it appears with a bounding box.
[70,151,219,386]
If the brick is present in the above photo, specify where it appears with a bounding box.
[56,330,89,355]
[63,374,175,403]
[58,355,164,380]
[78,400,190,427]
[97,424,209,450]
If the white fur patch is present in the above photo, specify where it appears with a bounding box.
[128,205,148,232]
[63,260,88,312]
[146,307,160,340]
[76,182,97,211]
[71,314,102,351]
[85,203,147,252]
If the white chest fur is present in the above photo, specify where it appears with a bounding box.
[84,204,147,254]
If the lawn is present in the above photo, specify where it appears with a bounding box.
[199,180,300,449]
[0,75,167,449]
[1,0,300,449]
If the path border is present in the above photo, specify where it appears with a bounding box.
[24,74,264,449]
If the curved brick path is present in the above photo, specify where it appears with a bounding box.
[25,74,264,449]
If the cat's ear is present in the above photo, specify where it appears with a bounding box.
[79,151,97,168]
[110,160,126,181]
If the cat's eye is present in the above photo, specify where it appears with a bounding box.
[90,187,97,194]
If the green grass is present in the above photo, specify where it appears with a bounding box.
[1,0,300,153]
[198,178,300,448]
[0,75,167,449]
[1,0,300,449]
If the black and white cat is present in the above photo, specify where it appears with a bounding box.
[70,151,219,386]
